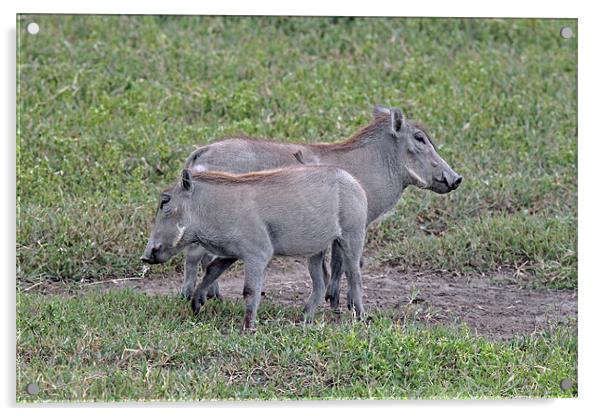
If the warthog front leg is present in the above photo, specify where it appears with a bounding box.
[301,252,327,323]
[191,257,237,315]
[201,254,223,300]
[182,245,204,299]
[182,245,221,300]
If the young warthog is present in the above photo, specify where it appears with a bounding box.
[140,166,368,330]
[181,105,462,309]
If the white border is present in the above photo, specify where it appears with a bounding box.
[9,0,580,18]
[2,1,598,415]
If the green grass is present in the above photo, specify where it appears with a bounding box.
[17,290,577,401]
[17,15,577,288]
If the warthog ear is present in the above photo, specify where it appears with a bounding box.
[373,105,391,118]
[181,169,193,191]
[390,107,404,138]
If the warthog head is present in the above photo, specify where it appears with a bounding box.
[375,105,462,194]
[141,170,194,264]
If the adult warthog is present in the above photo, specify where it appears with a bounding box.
[140,166,367,330]
[181,105,462,309]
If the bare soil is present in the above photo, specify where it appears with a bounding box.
[29,256,577,341]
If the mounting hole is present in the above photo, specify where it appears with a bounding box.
[26,382,40,395]
[560,26,573,39]
[560,378,573,391]
[27,22,40,35]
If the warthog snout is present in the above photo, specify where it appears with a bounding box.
[140,242,163,264]
[443,171,463,190]
[431,165,463,194]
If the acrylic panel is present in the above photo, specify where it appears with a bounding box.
[16,15,577,402]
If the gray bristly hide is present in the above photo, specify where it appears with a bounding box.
[141,166,368,330]
[180,105,462,310]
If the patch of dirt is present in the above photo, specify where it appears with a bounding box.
[29,257,577,341]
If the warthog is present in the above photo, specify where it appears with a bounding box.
[181,105,462,309]
[140,166,368,330]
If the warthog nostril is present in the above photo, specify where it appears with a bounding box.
[452,175,463,189]
[443,173,462,190]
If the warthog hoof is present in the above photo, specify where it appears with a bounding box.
[180,286,194,301]
[325,288,340,310]
[191,295,206,316]
[297,313,314,324]
[242,313,257,332]
[191,301,200,315]
[352,310,369,323]
[206,284,222,301]
[240,326,257,334]
[241,321,257,333]
[346,288,354,311]
[206,291,223,301]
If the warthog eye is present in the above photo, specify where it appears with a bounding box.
[413,132,426,143]
[160,194,171,210]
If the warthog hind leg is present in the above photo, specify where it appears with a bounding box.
[339,236,366,321]
[325,241,344,311]
[301,252,327,323]
[242,258,269,332]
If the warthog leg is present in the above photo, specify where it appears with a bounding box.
[325,241,344,311]
[321,253,331,290]
[301,251,327,323]
[326,242,365,311]
[191,257,237,315]
[339,236,366,320]
[201,254,222,300]
[181,244,203,300]
[182,245,221,301]
[242,259,269,332]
